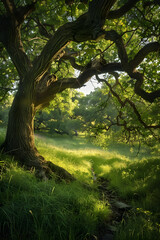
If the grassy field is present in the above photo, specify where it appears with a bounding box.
[0,128,160,239]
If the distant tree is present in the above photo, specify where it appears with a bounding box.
[35,89,82,135]
[0,0,160,178]
[74,87,118,130]
[75,81,160,147]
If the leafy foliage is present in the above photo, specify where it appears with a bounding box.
[0,0,160,146]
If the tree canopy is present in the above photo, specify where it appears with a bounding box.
[0,0,160,178]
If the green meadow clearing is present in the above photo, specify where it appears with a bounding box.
[0,128,160,240]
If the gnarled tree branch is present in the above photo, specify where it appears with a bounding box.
[31,0,117,83]
[34,62,122,109]
[107,0,140,19]
[0,1,35,78]
[60,55,84,71]
[129,42,160,70]
[104,29,160,102]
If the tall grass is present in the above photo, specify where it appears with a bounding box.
[0,129,111,240]
[0,163,111,240]
[107,157,160,240]
[0,128,160,239]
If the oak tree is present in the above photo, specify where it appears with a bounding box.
[0,0,160,178]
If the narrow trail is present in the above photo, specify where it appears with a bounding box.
[98,177,132,240]
[91,169,132,240]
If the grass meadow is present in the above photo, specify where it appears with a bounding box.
[0,128,160,239]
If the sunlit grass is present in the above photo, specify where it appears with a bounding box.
[35,133,160,240]
[0,156,112,240]
[108,157,160,209]
[114,213,160,240]
[36,133,130,185]
[0,129,112,239]
[0,127,160,239]
[107,157,160,240]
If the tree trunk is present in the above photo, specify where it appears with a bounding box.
[1,86,74,181]
[2,88,42,165]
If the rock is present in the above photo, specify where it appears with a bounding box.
[113,201,131,209]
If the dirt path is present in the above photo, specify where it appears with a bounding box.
[90,167,132,240]
[96,177,132,240]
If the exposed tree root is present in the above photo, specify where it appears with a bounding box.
[25,158,75,182]
[46,161,75,182]
[0,144,75,182]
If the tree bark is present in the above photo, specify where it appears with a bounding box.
[1,88,75,181]
[1,83,41,165]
